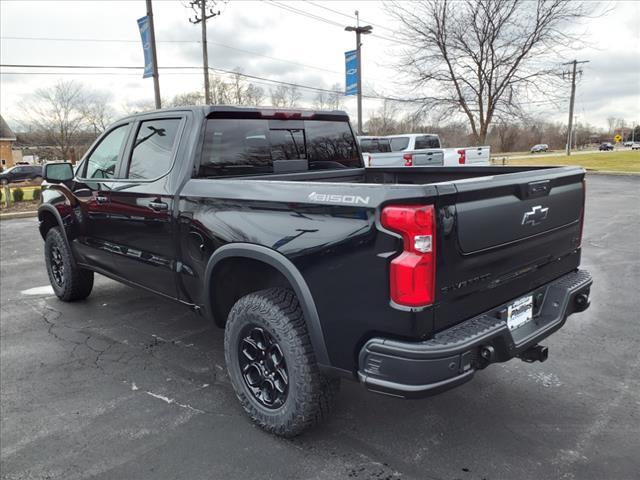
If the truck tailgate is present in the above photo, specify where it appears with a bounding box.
[433,167,585,331]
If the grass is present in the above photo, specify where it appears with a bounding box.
[495,150,640,173]
[0,185,42,210]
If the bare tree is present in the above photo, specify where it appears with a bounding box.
[170,91,205,107]
[365,100,400,135]
[231,71,246,105]
[285,86,301,108]
[24,81,88,160]
[327,84,344,110]
[388,0,595,144]
[209,74,233,104]
[313,91,329,110]
[245,84,265,106]
[494,121,519,153]
[80,91,115,135]
[606,116,617,134]
[270,85,288,107]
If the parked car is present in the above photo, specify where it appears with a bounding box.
[0,164,43,185]
[531,144,549,153]
[631,143,640,150]
[366,133,490,167]
[39,106,592,437]
[599,142,614,151]
[623,141,633,147]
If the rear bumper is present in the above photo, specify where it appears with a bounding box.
[357,269,592,398]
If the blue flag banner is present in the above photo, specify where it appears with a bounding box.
[345,50,358,96]
[137,16,154,79]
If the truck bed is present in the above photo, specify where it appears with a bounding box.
[237,164,571,185]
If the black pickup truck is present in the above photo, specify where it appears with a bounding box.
[38,106,592,436]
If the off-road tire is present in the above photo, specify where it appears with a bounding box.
[45,227,94,301]
[224,287,340,437]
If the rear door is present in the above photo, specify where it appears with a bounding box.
[434,167,585,331]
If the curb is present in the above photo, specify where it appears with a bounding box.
[0,211,38,221]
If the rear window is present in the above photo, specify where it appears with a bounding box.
[414,135,440,149]
[199,118,360,177]
[389,137,410,151]
[360,138,391,153]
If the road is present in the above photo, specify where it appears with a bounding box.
[1,174,639,480]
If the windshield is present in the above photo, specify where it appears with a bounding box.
[200,118,360,177]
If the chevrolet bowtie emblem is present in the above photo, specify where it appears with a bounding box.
[522,205,549,226]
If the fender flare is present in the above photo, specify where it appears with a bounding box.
[37,204,72,251]
[204,243,330,367]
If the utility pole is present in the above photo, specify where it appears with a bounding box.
[146,0,161,109]
[562,59,589,156]
[188,1,222,105]
[345,12,372,135]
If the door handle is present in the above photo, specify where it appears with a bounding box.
[96,195,108,203]
[149,201,168,211]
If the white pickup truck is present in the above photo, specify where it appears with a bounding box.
[359,133,491,167]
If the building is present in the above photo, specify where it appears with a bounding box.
[0,115,17,169]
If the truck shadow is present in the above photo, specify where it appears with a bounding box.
[42,278,593,479]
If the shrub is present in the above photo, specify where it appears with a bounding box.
[32,188,41,201]
[12,188,24,202]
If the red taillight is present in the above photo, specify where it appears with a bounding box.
[381,205,436,308]
[457,149,466,164]
[403,153,413,167]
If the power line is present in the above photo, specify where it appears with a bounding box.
[262,0,408,46]
[304,1,397,34]
[264,0,344,28]
[1,64,563,108]
[1,36,341,75]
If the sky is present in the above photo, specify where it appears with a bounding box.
[1,0,639,131]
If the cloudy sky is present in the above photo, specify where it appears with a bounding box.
[1,0,639,130]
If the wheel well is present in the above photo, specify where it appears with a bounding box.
[38,210,58,240]
[210,257,292,327]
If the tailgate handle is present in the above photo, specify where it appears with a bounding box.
[527,180,550,197]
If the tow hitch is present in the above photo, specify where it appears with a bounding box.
[518,344,549,363]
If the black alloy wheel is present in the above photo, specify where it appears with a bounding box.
[238,325,289,409]
[49,245,65,286]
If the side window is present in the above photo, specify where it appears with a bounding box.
[85,125,129,179]
[127,118,181,180]
[414,135,440,149]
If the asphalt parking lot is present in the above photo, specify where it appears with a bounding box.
[1,174,639,480]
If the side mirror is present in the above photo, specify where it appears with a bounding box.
[44,162,74,183]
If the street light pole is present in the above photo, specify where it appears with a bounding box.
[145,0,161,109]
[345,12,372,135]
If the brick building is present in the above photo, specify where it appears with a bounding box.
[0,115,17,169]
